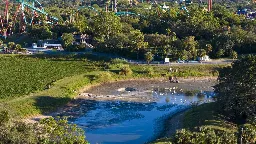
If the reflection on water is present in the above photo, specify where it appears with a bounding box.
[69,89,214,144]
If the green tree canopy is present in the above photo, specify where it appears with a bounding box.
[183,36,198,60]
[61,33,74,50]
[144,52,154,64]
[29,26,53,40]
[7,42,15,50]
[90,12,122,43]
[214,55,256,121]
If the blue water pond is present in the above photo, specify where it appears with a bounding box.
[69,90,214,144]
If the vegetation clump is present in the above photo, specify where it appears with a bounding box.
[119,65,133,76]
[184,90,200,96]
[144,52,154,64]
[142,67,154,76]
[93,71,114,83]
[110,58,128,64]
[0,111,88,144]
[215,55,256,121]
[173,127,237,144]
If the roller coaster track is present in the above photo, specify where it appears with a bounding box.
[77,5,98,13]
[115,11,139,16]
[77,5,142,17]
[16,0,58,25]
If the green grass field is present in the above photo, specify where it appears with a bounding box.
[0,54,100,100]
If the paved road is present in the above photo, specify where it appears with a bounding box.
[42,50,233,65]
[80,50,233,65]
[127,59,232,65]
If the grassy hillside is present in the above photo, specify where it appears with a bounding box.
[0,55,100,100]
[154,102,238,144]
[182,102,237,132]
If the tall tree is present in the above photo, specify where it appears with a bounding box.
[61,33,74,50]
[183,36,198,60]
[214,55,256,121]
[144,52,154,64]
[90,12,122,44]
[29,26,53,40]
[74,14,88,33]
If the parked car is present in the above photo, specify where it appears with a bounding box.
[26,51,33,54]
[177,60,185,63]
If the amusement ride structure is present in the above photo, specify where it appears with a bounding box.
[0,0,219,39]
[0,0,58,38]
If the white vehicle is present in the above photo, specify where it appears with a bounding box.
[26,51,33,54]
[177,60,185,63]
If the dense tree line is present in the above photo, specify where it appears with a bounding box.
[20,2,255,60]
[215,55,256,122]
[166,55,256,143]
[1,1,256,60]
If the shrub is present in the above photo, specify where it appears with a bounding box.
[240,123,256,144]
[39,117,87,143]
[110,58,128,64]
[107,63,125,69]
[0,111,88,144]
[107,59,129,70]
[174,128,237,144]
[144,52,154,64]
[212,70,219,76]
[172,124,256,144]
[119,65,133,76]
[93,71,113,83]
[197,93,205,98]
[142,67,154,76]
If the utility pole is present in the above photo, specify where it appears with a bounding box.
[111,1,113,11]
[208,0,212,11]
[240,127,243,144]
[114,0,117,12]
[4,0,8,24]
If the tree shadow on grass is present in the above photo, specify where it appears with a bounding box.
[108,69,120,74]
[34,96,72,115]
[181,102,237,131]
[83,74,97,82]
[131,70,146,74]
[21,53,112,62]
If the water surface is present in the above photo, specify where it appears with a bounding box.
[69,88,214,144]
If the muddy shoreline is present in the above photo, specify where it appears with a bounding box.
[77,77,216,102]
